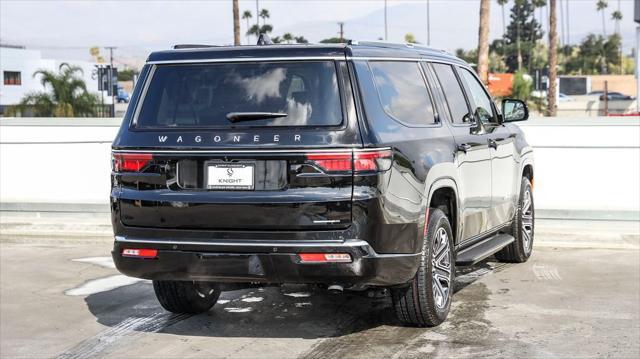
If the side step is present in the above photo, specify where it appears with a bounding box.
[456,233,515,266]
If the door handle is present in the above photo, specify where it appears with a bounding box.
[457,144,471,153]
[488,139,498,149]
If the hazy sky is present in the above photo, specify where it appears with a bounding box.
[0,0,637,67]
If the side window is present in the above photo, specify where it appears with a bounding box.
[431,63,470,124]
[369,61,436,126]
[459,68,496,124]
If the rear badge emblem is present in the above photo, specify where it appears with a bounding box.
[227,168,234,177]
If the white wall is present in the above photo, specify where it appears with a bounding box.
[0,47,108,107]
[1,117,639,219]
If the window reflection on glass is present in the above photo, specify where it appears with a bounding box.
[137,62,342,128]
[459,68,495,124]
[431,63,470,124]
[370,61,435,126]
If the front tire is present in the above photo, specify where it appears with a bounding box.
[392,208,455,327]
[496,176,534,263]
[153,280,220,314]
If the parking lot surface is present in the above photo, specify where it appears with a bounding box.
[1,227,639,358]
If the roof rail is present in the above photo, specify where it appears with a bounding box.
[172,44,218,50]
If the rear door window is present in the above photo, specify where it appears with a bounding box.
[369,61,436,126]
[431,63,471,125]
[135,61,343,128]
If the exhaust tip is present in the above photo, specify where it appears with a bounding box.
[327,284,344,294]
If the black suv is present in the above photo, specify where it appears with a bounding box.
[111,41,534,327]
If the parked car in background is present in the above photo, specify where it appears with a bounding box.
[558,93,574,102]
[116,89,130,103]
[110,41,535,327]
[599,92,635,101]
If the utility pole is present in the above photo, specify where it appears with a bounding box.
[427,0,431,46]
[548,0,558,117]
[338,22,345,42]
[105,46,116,117]
[256,0,259,28]
[384,0,388,41]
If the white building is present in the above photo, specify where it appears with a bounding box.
[0,45,111,114]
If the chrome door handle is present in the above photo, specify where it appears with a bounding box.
[488,139,498,149]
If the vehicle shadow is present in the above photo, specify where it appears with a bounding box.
[83,259,505,340]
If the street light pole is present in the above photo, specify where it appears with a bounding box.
[105,46,117,117]
[384,0,388,41]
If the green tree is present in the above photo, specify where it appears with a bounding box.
[320,37,349,43]
[404,33,419,44]
[611,10,622,34]
[294,35,308,44]
[259,9,270,26]
[504,0,544,72]
[282,33,294,44]
[15,63,98,117]
[596,0,608,37]
[117,68,138,82]
[242,10,252,44]
[511,70,532,100]
[564,33,622,74]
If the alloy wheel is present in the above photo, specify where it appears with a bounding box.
[432,227,452,309]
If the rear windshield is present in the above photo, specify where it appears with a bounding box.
[135,61,343,128]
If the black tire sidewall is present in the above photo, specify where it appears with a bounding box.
[420,208,455,323]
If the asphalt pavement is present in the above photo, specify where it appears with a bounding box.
[0,215,639,358]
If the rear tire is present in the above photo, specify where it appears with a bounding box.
[153,280,220,314]
[496,177,534,263]
[391,208,455,327]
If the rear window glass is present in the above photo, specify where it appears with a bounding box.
[136,61,342,128]
[369,61,435,126]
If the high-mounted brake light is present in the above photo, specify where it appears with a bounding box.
[305,149,392,174]
[122,248,158,258]
[299,253,352,263]
[113,153,153,172]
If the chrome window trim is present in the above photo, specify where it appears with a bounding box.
[131,65,156,126]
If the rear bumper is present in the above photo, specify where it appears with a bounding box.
[112,236,420,287]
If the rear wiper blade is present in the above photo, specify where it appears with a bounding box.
[226,112,287,123]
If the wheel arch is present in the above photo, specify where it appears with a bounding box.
[426,178,460,245]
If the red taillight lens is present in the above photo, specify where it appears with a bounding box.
[299,253,352,263]
[122,248,158,258]
[113,153,153,172]
[354,149,393,172]
[305,149,392,174]
[306,153,353,172]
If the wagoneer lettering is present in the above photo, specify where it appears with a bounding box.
[111,40,534,327]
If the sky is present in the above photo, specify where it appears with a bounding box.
[0,0,637,68]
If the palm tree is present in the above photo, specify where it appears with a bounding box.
[259,8,270,26]
[233,0,240,46]
[282,33,294,44]
[596,0,608,37]
[611,10,622,34]
[497,0,509,39]
[547,0,557,117]
[242,10,252,44]
[477,0,491,84]
[16,63,98,117]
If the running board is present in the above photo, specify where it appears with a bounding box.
[456,233,515,266]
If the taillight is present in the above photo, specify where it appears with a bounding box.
[299,253,352,263]
[354,149,393,172]
[122,248,158,258]
[306,153,352,172]
[305,149,392,174]
[113,153,153,172]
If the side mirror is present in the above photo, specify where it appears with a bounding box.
[501,99,529,123]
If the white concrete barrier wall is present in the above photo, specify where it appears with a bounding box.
[1,117,639,219]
